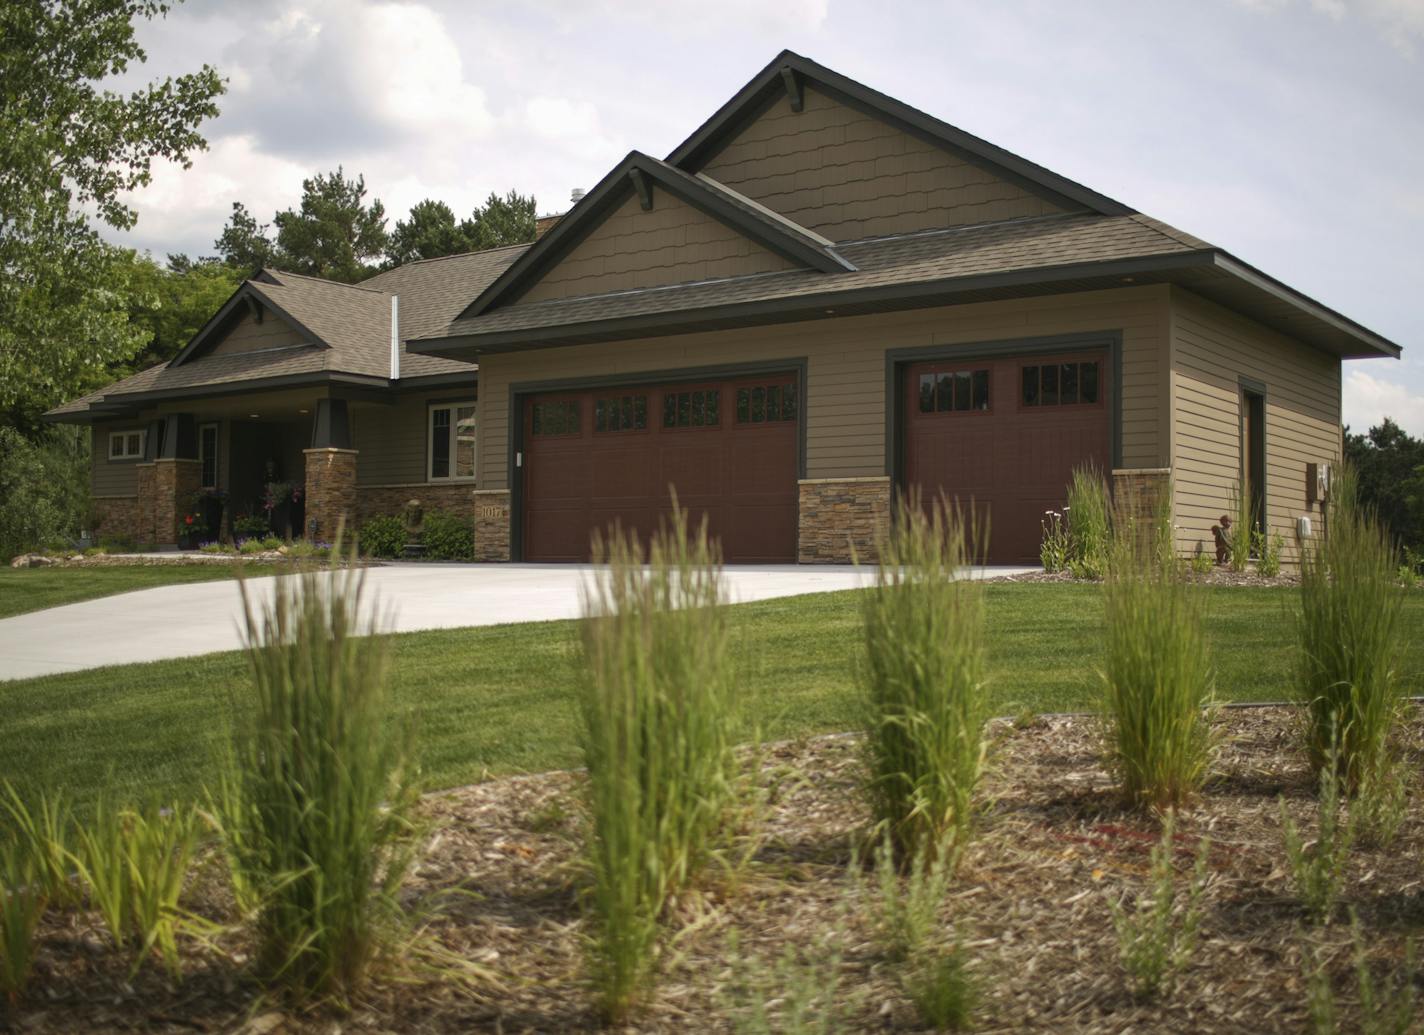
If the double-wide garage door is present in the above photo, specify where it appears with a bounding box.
[521,373,799,562]
[518,350,1108,566]
[904,349,1111,564]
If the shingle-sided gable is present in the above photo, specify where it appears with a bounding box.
[201,305,310,359]
[515,188,800,305]
[700,84,1072,242]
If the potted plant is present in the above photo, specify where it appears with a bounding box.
[263,482,303,539]
[178,507,207,550]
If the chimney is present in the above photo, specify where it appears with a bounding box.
[570,187,586,204]
[389,295,400,381]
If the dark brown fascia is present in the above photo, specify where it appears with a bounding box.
[665,49,1134,219]
[411,249,1402,362]
[453,152,853,321]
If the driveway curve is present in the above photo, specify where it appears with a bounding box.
[0,563,889,682]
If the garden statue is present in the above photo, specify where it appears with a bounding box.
[1211,514,1233,565]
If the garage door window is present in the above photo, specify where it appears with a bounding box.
[595,394,648,433]
[532,400,580,436]
[663,389,719,429]
[1022,361,1099,407]
[917,370,989,414]
[736,383,798,424]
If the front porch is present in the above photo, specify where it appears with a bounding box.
[92,391,359,549]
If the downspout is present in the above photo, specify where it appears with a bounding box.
[389,295,400,381]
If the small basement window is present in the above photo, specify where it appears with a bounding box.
[108,429,146,460]
[429,401,476,481]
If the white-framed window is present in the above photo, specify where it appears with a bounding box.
[108,429,146,460]
[199,423,219,489]
[428,401,476,481]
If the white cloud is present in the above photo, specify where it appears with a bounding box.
[1343,367,1424,436]
[1232,0,1424,54]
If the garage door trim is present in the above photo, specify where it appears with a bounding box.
[507,357,808,561]
[883,330,1123,492]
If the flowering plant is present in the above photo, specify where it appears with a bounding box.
[262,481,303,512]
[1040,508,1070,572]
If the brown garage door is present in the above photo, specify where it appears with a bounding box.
[904,350,1111,564]
[521,373,799,562]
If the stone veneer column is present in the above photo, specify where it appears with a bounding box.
[472,489,511,562]
[304,448,359,544]
[151,458,201,548]
[797,476,891,564]
[133,462,157,546]
[1111,468,1173,551]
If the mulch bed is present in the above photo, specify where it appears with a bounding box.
[987,567,1301,587]
[10,707,1422,1033]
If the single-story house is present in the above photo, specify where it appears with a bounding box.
[48,50,1401,565]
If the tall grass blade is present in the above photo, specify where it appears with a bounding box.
[0,843,46,1007]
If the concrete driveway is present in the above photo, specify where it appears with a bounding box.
[0,563,881,681]
[0,562,1035,682]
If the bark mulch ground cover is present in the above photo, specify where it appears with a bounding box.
[9,706,1422,1033]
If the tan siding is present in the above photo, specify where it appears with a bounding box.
[354,392,477,486]
[476,286,1169,491]
[1169,287,1341,562]
[701,85,1068,242]
[92,422,142,496]
[518,192,797,304]
[205,309,308,357]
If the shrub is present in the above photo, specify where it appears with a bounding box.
[1295,465,1406,792]
[260,535,284,551]
[0,426,89,562]
[577,506,739,1022]
[73,796,200,976]
[218,558,419,1003]
[198,542,233,554]
[421,509,474,561]
[1101,484,1215,809]
[358,515,406,559]
[1108,814,1209,999]
[1065,465,1111,579]
[1306,917,1418,1035]
[1039,508,1069,572]
[238,538,266,555]
[1257,529,1285,578]
[904,945,977,1031]
[860,495,987,866]
[0,842,46,1007]
[98,534,137,553]
[1189,552,1214,578]
[232,514,270,538]
[721,932,844,1035]
[863,830,952,963]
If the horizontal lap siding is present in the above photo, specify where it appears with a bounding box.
[1170,287,1340,560]
[701,86,1068,241]
[476,286,1169,489]
[92,422,141,496]
[518,192,796,304]
[354,395,446,486]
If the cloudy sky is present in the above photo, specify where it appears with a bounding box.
[108,0,1423,434]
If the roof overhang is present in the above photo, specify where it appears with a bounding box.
[411,249,1401,362]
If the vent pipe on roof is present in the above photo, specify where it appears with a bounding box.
[389,295,400,381]
[570,187,586,204]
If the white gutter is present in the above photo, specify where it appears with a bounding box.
[389,295,400,381]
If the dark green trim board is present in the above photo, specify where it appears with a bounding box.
[883,331,1125,491]
[455,151,853,319]
[665,50,1132,217]
[505,357,809,562]
[1239,379,1268,537]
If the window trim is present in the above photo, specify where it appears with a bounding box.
[427,400,477,483]
[197,422,219,490]
[108,428,146,461]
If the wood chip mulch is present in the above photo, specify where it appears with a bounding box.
[9,707,1422,1034]
[986,567,1302,587]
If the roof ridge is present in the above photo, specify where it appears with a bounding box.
[1126,213,1213,251]
[263,268,390,295]
[835,211,1091,248]
[372,241,533,273]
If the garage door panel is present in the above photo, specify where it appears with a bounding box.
[523,373,798,563]
[905,351,1109,565]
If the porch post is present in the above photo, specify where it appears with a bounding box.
[152,414,201,548]
[304,399,357,544]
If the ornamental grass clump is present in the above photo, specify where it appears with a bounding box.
[1066,465,1112,579]
[577,506,740,1023]
[0,842,45,1007]
[1228,477,1256,573]
[1101,484,1215,809]
[861,494,987,865]
[1294,464,1406,794]
[220,554,419,1004]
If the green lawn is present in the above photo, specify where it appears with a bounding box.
[0,562,291,619]
[2,583,1420,812]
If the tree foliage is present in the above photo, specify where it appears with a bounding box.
[119,252,243,371]
[1345,418,1424,555]
[0,425,90,560]
[272,168,389,283]
[385,190,537,267]
[0,0,224,432]
[212,202,275,272]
